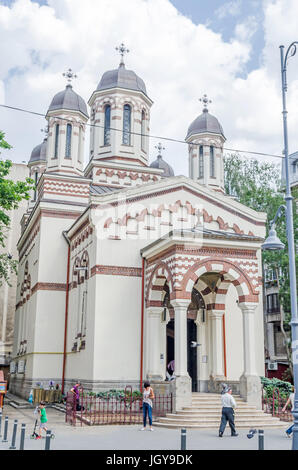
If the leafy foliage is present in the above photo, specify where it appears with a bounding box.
[0,131,34,286]
[84,389,142,402]
[261,376,293,400]
[224,153,298,323]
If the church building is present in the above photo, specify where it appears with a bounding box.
[9,45,266,410]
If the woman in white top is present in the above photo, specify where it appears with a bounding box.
[282,386,295,437]
[140,381,154,431]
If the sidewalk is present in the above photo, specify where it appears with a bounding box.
[0,404,292,451]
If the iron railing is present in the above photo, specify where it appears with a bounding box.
[262,387,293,422]
[65,386,173,426]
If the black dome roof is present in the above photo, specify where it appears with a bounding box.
[47,85,88,117]
[29,139,47,164]
[186,109,224,140]
[97,64,147,95]
[150,154,174,178]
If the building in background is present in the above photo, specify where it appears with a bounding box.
[263,266,289,380]
[0,163,29,381]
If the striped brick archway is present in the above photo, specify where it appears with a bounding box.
[181,258,258,307]
[146,261,174,308]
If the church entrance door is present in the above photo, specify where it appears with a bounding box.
[187,319,197,392]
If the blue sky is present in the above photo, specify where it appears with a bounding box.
[170,0,265,73]
[1,0,297,172]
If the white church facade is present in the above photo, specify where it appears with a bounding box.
[9,47,266,410]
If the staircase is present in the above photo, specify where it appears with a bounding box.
[154,393,287,429]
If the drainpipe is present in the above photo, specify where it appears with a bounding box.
[62,231,71,395]
[140,257,145,392]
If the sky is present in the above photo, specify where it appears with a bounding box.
[1,0,298,175]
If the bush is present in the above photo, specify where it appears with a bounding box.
[83,389,142,402]
[261,376,292,400]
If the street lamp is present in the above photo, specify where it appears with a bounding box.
[262,43,298,450]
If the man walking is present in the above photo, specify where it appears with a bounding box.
[219,386,238,437]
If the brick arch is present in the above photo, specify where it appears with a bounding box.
[181,258,257,305]
[146,262,174,308]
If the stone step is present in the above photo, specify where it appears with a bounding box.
[153,421,287,429]
[170,411,275,418]
[159,416,282,424]
[182,406,258,411]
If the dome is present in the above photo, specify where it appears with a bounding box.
[97,64,147,96]
[29,139,47,164]
[186,109,225,140]
[150,154,174,178]
[47,84,88,118]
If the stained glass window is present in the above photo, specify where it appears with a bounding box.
[141,110,145,150]
[65,124,72,158]
[199,146,204,178]
[123,104,131,145]
[210,146,215,177]
[54,124,59,158]
[104,105,111,146]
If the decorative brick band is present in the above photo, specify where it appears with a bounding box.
[91,265,142,277]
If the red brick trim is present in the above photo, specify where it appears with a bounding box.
[31,282,67,294]
[91,265,142,277]
[96,185,265,227]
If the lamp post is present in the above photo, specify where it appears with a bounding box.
[262,43,298,450]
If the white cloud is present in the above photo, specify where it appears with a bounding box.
[215,0,242,20]
[1,0,298,176]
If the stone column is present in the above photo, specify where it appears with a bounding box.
[239,303,262,408]
[171,299,191,410]
[195,309,208,392]
[146,307,163,380]
[209,311,225,380]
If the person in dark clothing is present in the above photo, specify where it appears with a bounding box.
[219,387,238,437]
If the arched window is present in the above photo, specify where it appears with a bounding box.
[104,105,111,146]
[54,124,59,158]
[65,123,72,158]
[33,171,38,201]
[141,110,146,150]
[210,146,215,177]
[199,146,204,178]
[123,104,131,145]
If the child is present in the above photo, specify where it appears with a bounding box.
[36,402,48,439]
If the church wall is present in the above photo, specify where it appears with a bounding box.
[224,284,244,381]
[92,273,141,386]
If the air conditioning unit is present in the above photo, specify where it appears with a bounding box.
[267,362,278,371]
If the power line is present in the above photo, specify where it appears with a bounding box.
[0,103,284,160]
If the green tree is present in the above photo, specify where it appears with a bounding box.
[224,153,298,377]
[0,131,34,286]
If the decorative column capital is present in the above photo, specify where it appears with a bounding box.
[209,310,224,319]
[146,306,163,318]
[171,299,190,309]
[238,303,258,314]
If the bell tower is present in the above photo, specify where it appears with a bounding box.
[88,44,153,167]
[46,69,89,176]
[186,95,226,193]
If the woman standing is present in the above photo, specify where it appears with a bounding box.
[140,381,154,431]
[282,386,295,437]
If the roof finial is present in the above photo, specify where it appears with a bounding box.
[63,68,77,87]
[199,94,212,113]
[116,42,129,68]
[155,142,165,158]
[40,125,49,140]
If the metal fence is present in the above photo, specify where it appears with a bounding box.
[65,387,173,426]
[262,387,293,422]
